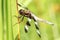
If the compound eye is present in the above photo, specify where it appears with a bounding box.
[19,9,24,14]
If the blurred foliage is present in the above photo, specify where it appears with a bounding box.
[0,0,60,40]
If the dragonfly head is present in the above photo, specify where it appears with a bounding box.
[19,9,31,17]
[19,9,25,15]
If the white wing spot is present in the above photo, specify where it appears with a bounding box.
[35,22,38,25]
[25,25,28,30]
[36,30,40,34]
[28,18,31,22]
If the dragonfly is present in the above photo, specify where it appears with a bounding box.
[15,3,54,38]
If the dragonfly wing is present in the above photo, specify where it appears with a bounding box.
[24,18,31,33]
[31,13,54,25]
[33,17,41,37]
[35,21,41,37]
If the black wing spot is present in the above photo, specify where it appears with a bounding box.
[26,21,31,26]
[35,24,39,30]
[38,34,41,38]
[24,27,28,33]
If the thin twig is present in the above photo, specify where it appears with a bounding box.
[16,0,20,40]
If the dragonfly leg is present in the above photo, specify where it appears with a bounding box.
[21,16,24,22]
[17,3,28,10]
[14,15,22,18]
[13,16,24,26]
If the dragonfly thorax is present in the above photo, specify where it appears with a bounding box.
[19,9,33,19]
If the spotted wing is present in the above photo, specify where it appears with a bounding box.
[33,17,41,37]
[24,18,31,33]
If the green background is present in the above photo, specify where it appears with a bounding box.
[0,0,60,40]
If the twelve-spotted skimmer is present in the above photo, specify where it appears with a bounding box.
[15,3,54,38]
